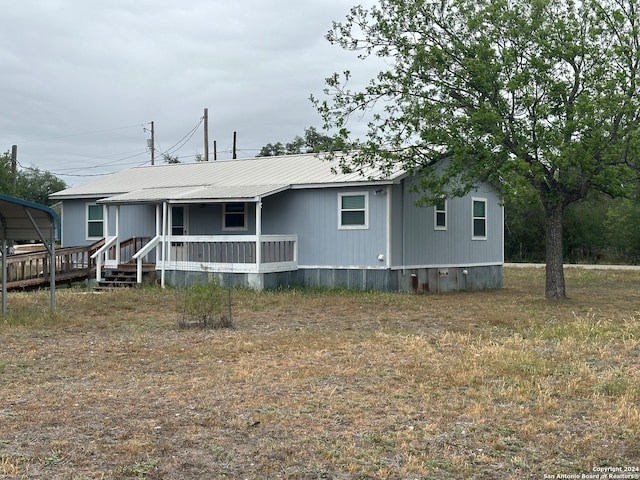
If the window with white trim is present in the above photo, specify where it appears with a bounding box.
[338,192,369,229]
[223,202,247,230]
[472,198,487,239]
[434,199,447,230]
[86,203,104,239]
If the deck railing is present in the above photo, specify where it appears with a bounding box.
[1,245,96,289]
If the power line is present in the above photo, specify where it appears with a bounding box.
[155,118,203,157]
[1,124,144,148]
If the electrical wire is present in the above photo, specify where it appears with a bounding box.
[0,124,144,148]
[154,117,203,158]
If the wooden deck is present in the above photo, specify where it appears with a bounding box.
[1,245,96,290]
[1,238,148,290]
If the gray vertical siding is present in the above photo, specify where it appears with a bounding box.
[61,200,157,247]
[398,179,503,267]
[262,187,388,268]
[115,204,157,239]
[187,203,256,235]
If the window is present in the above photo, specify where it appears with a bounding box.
[472,198,487,239]
[223,202,247,230]
[434,199,447,230]
[87,204,104,239]
[338,192,368,229]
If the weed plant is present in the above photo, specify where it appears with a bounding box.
[178,278,233,329]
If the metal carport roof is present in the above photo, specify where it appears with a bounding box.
[0,194,60,314]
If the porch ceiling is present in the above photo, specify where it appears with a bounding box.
[98,184,290,204]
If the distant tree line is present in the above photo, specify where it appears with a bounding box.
[506,187,640,265]
[0,150,67,206]
[256,127,344,157]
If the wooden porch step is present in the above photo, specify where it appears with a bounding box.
[95,263,156,290]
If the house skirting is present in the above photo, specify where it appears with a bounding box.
[163,264,503,293]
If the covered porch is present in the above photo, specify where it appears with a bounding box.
[91,185,298,288]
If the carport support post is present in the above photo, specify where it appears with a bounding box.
[2,239,7,315]
[49,222,55,309]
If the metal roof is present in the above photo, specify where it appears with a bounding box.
[51,153,406,203]
[99,184,290,204]
[0,194,60,242]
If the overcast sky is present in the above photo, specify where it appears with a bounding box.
[1,0,380,187]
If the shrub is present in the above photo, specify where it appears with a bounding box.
[178,279,232,329]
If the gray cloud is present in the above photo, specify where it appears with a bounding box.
[1,0,380,186]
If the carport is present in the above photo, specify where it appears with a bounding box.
[0,194,60,314]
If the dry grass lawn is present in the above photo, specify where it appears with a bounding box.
[1,267,639,479]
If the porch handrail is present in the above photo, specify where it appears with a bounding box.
[132,235,161,260]
[91,236,117,282]
[132,235,162,283]
[90,236,117,260]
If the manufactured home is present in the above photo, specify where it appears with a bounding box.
[50,153,503,292]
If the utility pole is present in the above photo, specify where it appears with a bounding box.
[150,121,155,165]
[232,131,237,159]
[203,108,209,161]
[213,140,217,161]
[11,145,17,195]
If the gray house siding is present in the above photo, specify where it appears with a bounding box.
[262,187,387,268]
[60,200,156,247]
[117,204,157,240]
[394,178,503,267]
[59,200,91,247]
[183,203,257,235]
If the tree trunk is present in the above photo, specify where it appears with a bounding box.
[544,203,567,300]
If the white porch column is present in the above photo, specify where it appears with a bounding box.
[103,204,110,238]
[115,205,121,265]
[161,201,167,288]
[97,204,110,282]
[155,204,162,237]
[255,197,262,272]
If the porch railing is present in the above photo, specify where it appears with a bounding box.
[131,234,298,283]
[161,234,298,272]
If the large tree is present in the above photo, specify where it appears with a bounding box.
[314,0,640,299]
[0,151,67,206]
